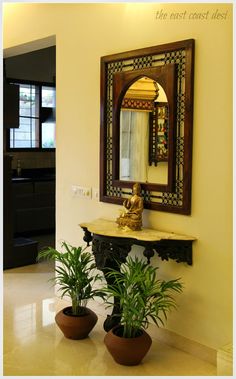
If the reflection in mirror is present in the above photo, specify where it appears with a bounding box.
[119,77,168,185]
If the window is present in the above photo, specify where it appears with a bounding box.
[9,83,56,150]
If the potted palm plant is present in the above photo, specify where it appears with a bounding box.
[37,241,104,340]
[103,256,183,366]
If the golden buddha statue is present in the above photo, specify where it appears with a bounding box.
[116,183,143,231]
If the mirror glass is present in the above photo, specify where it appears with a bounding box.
[119,77,168,184]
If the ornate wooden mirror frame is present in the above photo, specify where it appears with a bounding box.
[100,39,194,214]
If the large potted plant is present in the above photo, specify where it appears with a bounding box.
[103,256,183,366]
[37,241,104,340]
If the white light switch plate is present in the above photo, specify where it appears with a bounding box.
[72,185,91,199]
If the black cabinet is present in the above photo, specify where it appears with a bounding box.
[4,171,55,270]
[3,155,13,268]
[13,179,55,234]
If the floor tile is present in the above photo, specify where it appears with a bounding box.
[3,262,217,376]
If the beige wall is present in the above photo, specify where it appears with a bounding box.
[3,3,232,351]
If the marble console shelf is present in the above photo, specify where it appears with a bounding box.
[80,218,196,266]
[80,218,196,331]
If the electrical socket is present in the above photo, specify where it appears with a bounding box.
[92,188,99,200]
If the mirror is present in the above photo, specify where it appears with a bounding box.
[100,39,194,214]
[119,77,169,185]
[112,64,176,193]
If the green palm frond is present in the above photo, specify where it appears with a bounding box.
[102,255,183,337]
[37,241,104,315]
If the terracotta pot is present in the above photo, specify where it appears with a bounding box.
[55,306,98,339]
[104,325,152,366]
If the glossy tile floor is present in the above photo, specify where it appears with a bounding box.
[3,262,217,376]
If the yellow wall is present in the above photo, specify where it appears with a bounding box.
[3,3,233,350]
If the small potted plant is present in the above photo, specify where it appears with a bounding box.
[37,241,104,340]
[103,256,183,366]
